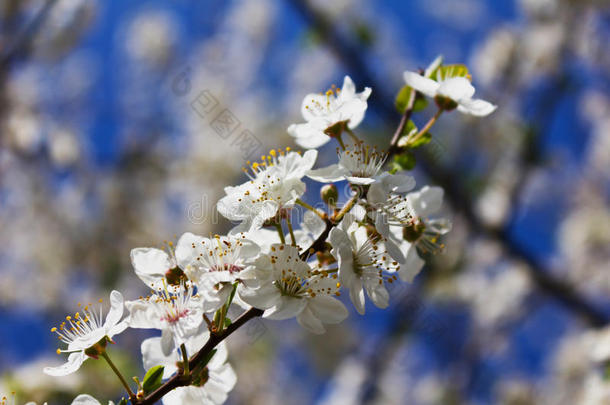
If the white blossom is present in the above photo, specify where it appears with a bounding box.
[239,244,348,334]
[217,149,317,232]
[125,282,203,356]
[329,213,398,314]
[403,70,496,116]
[175,232,260,312]
[44,291,128,377]
[288,76,371,149]
[308,141,387,185]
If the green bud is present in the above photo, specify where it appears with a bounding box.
[320,184,339,208]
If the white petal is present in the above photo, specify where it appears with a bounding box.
[399,247,425,282]
[238,284,280,310]
[409,186,444,217]
[175,232,205,270]
[43,352,86,377]
[307,295,348,324]
[385,238,406,264]
[141,337,178,378]
[70,394,101,405]
[348,279,366,315]
[161,328,175,356]
[263,297,307,320]
[125,299,164,330]
[437,77,475,101]
[130,248,172,289]
[307,164,349,183]
[346,176,376,185]
[366,284,389,309]
[103,290,124,330]
[457,98,497,117]
[288,123,330,149]
[403,71,439,98]
[297,306,325,334]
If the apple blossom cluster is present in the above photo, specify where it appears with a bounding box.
[40,57,495,405]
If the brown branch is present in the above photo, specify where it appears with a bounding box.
[136,307,264,405]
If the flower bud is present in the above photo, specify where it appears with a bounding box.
[320,184,338,208]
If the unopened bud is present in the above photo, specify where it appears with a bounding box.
[320,184,338,208]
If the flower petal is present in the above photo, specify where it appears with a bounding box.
[141,337,178,378]
[103,290,124,331]
[263,297,307,320]
[307,164,349,183]
[403,71,439,98]
[437,77,475,101]
[307,295,348,324]
[43,352,86,377]
[457,98,497,117]
[130,248,172,289]
[70,394,101,405]
[296,306,325,334]
[399,246,425,282]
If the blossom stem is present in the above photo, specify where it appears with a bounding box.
[408,108,442,146]
[275,223,286,244]
[101,351,136,401]
[336,134,346,150]
[295,199,327,220]
[180,344,189,375]
[285,217,297,247]
[389,87,416,152]
[333,194,358,223]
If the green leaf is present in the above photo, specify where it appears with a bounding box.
[224,317,232,327]
[118,399,128,405]
[393,152,416,171]
[142,365,165,395]
[395,85,413,114]
[434,64,470,81]
[413,94,428,112]
[409,132,432,148]
[401,119,417,137]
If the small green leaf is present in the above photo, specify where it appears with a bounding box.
[142,365,165,395]
[434,64,470,81]
[413,94,428,112]
[401,120,417,137]
[224,317,232,327]
[118,399,128,405]
[395,85,413,114]
[393,152,416,171]
[409,132,432,148]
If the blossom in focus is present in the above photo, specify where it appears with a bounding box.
[141,333,236,405]
[43,291,127,377]
[329,213,398,314]
[217,149,317,232]
[403,70,496,116]
[308,141,387,185]
[387,186,452,281]
[125,282,203,355]
[239,244,348,334]
[175,232,260,312]
[288,76,372,149]
[130,247,181,290]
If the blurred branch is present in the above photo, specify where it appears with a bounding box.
[0,0,58,69]
[288,0,609,327]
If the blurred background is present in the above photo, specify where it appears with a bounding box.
[1,0,609,404]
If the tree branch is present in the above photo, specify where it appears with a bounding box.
[136,307,264,405]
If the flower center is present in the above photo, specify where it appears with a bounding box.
[51,299,106,353]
